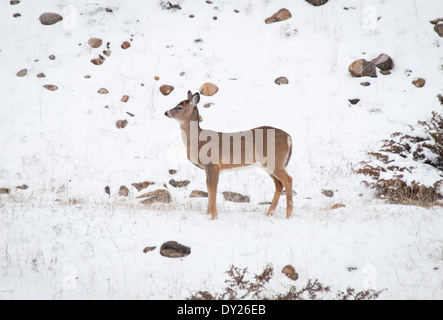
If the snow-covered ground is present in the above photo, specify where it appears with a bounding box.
[1,0,442,299]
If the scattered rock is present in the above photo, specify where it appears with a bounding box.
[131,181,155,191]
[121,41,131,49]
[0,188,11,195]
[371,53,393,71]
[412,78,426,88]
[348,98,360,105]
[103,50,111,57]
[160,84,174,96]
[275,76,289,85]
[189,14,195,18]
[121,95,129,103]
[49,54,56,60]
[13,13,21,18]
[17,69,27,77]
[10,1,20,5]
[200,82,218,96]
[105,186,110,195]
[139,189,172,205]
[154,76,160,81]
[306,0,329,6]
[43,84,58,91]
[331,203,345,209]
[321,189,334,197]
[379,70,391,75]
[16,184,28,190]
[88,37,103,48]
[360,81,371,86]
[116,119,128,129]
[430,18,443,25]
[222,191,250,203]
[118,185,129,197]
[160,241,191,258]
[282,265,298,281]
[84,75,91,79]
[434,24,443,37]
[203,103,213,108]
[265,8,291,24]
[179,71,185,76]
[169,179,190,188]
[91,57,105,65]
[348,59,377,78]
[143,246,156,253]
[37,73,45,78]
[39,12,63,25]
[168,169,177,175]
[213,16,217,20]
[98,88,109,94]
[190,190,208,198]
[258,201,272,205]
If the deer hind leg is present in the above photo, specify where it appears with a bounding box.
[266,175,283,216]
[205,166,220,220]
[272,169,293,218]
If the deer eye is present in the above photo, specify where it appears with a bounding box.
[177,106,182,111]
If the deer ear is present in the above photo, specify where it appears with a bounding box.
[191,92,200,106]
[187,90,193,101]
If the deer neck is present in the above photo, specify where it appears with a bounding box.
[179,107,202,156]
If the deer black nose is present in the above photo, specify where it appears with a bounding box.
[164,111,168,117]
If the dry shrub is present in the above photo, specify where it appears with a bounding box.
[356,109,443,205]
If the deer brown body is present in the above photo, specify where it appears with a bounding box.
[165,91,293,219]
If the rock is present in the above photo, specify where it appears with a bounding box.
[282,265,298,281]
[131,181,155,191]
[17,69,27,77]
[37,73,45,78]
[169,179,190,188]
[105,186,110,195]
[371,53,393,71]
[190,190,208,198]
[275,77,289,85]
[39,12,63,25]
[10,1,20,5]
[203,103,213,108]
[348,98,360,105]
[430,18,443,25]
[321,189,334,197]
[348,59,377,78]
[43,85,58,91]
[0,188,11,195]
[154,76,160,81]
[331,203,345,209]
[118,185,129,197]
[434,24,443,37]
[139,189,172,205]
[258,201,272,205]
[116,120,128,129]
[84,75,91,79]
[49,54,56,60]
[379,70,391,75]
[168,169,177,175]
[121,41,131,49]
[305,0,329,6]
[199,82,218,96]
[88,37,102,48]
[160,241,191,258]
[91,57,105,65]
[160,84,174,96]
[412,78,426,88]
[265,8,291,24]
[16,184,28,190]
[98,88,109,94]
[179,72,185,76]
[13,13,21,18]
[121,95,129,103]
[103,50,111,57]
[143,246,156,253]
[360,81,371,86]
[222,191,250,203]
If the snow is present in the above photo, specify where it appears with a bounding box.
[1,0,443,299]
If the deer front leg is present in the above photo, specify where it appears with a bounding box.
[205,166,220,220]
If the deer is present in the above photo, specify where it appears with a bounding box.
[165,91,293,220]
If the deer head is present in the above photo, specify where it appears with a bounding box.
[165,90,200,123]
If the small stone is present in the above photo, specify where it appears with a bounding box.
[282,265,298,281]
[16,184,28,190]
[13,13,21,18]
[118,185,129,197]
[234,9,239,13]
[306,0,329,6]
[213,16,217,20]
[160,84,174,96]
[348,59,377,78]
[331,203,345,209]
[179,72,185,76]
[168,169,177,175]
[39,12,63,25]
[10,1,20,5]
[160,241,191,258]
[321,189,334,197]
[154,76,160,81]
[203,103,213,108]
[37,73,46,78]
[116,120,128,129]
[360,82,371,86]
[199,82,218,96]
[139,189,172,205]
[121,95,129,103]
[412,78,426,88]
[91,57,105,65]
[190,190,208,198]
[0,188,11,195]
[98,88,109,94]
[17,69,27,77]
[131,181,155,191]
[371,53,393,71]
[88,37,103,48]
[84,75,91,79]
[348,98,360,105]
[49,54,56,60]
[104,186,110,195]
[43,85,58,91]
[121,41,131,49]
[265,8,291,24]
[258,201,272,205]
[103,50,111,57]
[434,24,443,37]
[430,18,443,25]
[275,77,289,85]
[379,70,391,75]
[189,14,195,18]
[169,179,190,188]
[143,246,156,253]
[222,191,250,203]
